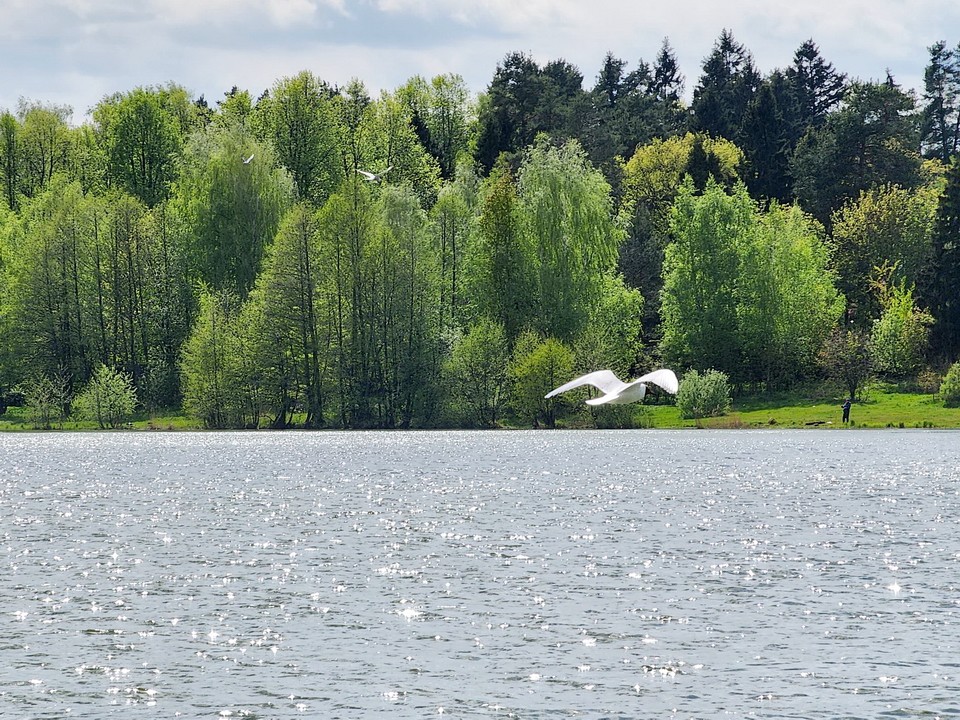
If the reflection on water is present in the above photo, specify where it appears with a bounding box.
[1,429,959,719]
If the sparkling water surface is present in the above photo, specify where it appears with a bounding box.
[1,429,959,719]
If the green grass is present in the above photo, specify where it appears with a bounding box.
[569,381,960,430]
[2,383,958,431]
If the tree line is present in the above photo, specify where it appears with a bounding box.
[1,31,959,428]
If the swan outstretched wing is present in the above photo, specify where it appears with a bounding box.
[545,370,628,399]
[635,368,679,395]
[356,169,376,180]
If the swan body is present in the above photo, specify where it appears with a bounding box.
[545,368,679,406]
[356,165,393,182]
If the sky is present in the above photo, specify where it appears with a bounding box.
[2,0,960,124]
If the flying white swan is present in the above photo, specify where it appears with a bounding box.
[545,368,679,406]
[356,165,393,182]
[242,154,254,164]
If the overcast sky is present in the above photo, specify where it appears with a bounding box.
[2,0,960,124]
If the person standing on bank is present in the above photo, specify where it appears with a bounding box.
[842,398,851,424]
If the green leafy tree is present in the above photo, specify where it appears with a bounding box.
[467,159,534,343]
[3,177,94,387]
[737,203,844,386]
[675,368,731,419]
[179,289,261,428]
[660,179,748,378]
[18,372,70,429]
[510,333,574,428]
[172,125,293,298]
[831,183,938,323]
[73,363,138,428]
[398,74,471,180]
[430,172,474,333]
[618,132,742,335]
[869,282,932,377]
[16,100,73,199]
[938,360,960,406]
[1,112,19,210]
[242,203,328,427]
[819,326,873,399]
[254,71,342,204]
[444,318,510,427]
[93,87,187,206]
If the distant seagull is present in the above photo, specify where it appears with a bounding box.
[546,368,679,406]
[243,154,254,164]
[356,165,392,182]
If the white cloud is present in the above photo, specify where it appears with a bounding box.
[1,0,958,121]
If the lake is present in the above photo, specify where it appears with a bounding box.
[1,429,959,719]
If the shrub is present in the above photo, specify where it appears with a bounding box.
[73,364,138,428]
[676,368,731,419]
[939,361,960,407]
[18,373,70,430]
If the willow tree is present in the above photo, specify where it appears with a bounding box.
[518,137,623,342]
[172,125,293,298]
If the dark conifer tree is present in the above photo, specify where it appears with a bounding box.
[689,29,761,143]
[921,156,960,359]
[920,40,960,162]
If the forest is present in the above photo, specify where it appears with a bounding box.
[1,31,960,429]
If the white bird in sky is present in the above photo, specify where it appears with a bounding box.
[545,368,679,406]
[356,165,393,182]
[243,154,254,164]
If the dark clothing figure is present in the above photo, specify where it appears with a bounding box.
[842,398,851,423]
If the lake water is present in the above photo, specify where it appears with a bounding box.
[1,429,959,719]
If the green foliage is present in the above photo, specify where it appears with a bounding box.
[179,290,263,428]
[94,87,185,206]
[18,372,70,430]
[510,333,574,428]
[469,160,534,342]
[444,319,510,427]
[938,361,960,406]
[831,183,937,322]
[519,137,623,341]
[661,180,842,386]
[73,364,138,428]
[870,282,932,376]
[819,326,873,399]
[253,71,342,204]
[172,125,293,298]
[675,368,732,419]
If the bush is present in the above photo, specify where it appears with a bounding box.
[676,368,731,419]
[939,361,960,407]
[18,373,70,430]
[73,365,138,428]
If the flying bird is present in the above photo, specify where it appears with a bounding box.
[545,368,679,406]
[356,165,393,182]
[242,154,254,164]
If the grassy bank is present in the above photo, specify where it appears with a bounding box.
[1,382,958,431]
